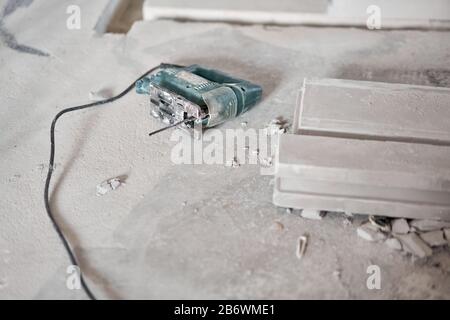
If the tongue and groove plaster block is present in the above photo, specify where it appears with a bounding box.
[273,177,450,220]
[294,79,450,145]
[273,134,450,220]
[273,79,450,220]
[276,134,450,193]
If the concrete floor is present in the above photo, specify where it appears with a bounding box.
[1,0,450,299]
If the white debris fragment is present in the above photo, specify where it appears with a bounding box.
[391,218,410,234]
[259,156,273,168]
[264,117,289,135]
[344,212,354,217]
[419,230,447,247]
[357,222,387,242]
[89,89,113,101]
[301,209,326,220]
[240,121,248,127]
[226,157,240,168]
[409,219,450,231]
[285,208,293,214]
[385,238,402,251]
[444,229,450,243]
[96,177,123,196]
[396,233,433,258]
[332,269,341,279]
[296,235,308,260]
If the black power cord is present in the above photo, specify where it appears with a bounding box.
[44,63,184,300]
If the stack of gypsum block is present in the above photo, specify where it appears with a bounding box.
[273,79,450,220]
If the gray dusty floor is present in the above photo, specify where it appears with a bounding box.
[1,0,450,299]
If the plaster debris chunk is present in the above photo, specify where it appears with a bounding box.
[391,218,410,234]
[301,209,325,220]
[444,229,450,245]
[409,219,450,231]
[226,157,240,168]
[344,212,354,217]
[419,230,447,247]
[265,117,289,135]
[259,156,273,168]
[357,222,387,242]
[332,270,341,279]
[96,177,123,196]
[385,238,402,251]
[396,233,433,258]
[296,235,308,260]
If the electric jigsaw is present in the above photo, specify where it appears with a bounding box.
[135,64,262,134]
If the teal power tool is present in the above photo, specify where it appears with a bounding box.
[43,63,262,300]
[135,64,262,135]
